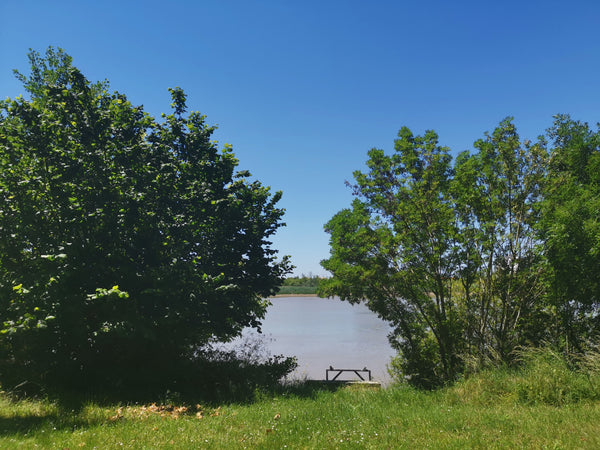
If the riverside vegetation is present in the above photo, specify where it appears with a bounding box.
[2,47,600,448]
[276,275,324,295]
[320,114,600,388]
[1,346,600,449]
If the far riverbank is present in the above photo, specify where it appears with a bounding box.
[270,293,319,298]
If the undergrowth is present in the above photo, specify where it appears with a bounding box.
[447,345,600,406]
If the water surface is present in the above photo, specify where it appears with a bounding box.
[233,296,396,384]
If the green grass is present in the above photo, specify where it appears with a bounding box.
[2,346,600,448]
[1,381,599,449]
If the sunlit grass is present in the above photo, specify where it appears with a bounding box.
[1,380,599,449]
[2,346,600,448]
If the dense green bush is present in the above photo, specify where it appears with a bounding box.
[0,47,291,393]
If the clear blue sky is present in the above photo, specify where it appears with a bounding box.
[2,0,599,276]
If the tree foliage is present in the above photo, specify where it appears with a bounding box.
[539,115,600,350]
[282,275,322,287]
[320,120,549,388]
[453,121,548,362]
[0,48,291,390]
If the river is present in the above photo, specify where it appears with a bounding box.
[227,296,397,384]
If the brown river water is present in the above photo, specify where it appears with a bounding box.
[225,296,396,385]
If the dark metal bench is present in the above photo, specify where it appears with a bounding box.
[326,366,372,381]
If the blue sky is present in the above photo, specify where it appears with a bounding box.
[2,0,600,276]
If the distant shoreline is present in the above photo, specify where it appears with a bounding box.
[269,293,320,298]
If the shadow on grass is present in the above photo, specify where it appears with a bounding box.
[34,348,348,409]
[0,407,107,438]
[54,376,349,408]
[0,336,350,438]
[0,379,348,438]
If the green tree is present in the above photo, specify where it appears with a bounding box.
[320,127,463,388]
[0,48,291,390]
[539,115,600,351]
[453,119,547,364]
[320,120,547,388]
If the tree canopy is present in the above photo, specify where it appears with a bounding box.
[0,47,291,390]
[320,117,599,388]
[539,115,600,350]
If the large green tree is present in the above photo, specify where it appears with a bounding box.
[0,48,291,389]
[539,115,600,351]
[452,120,547,364]
[320,120,547,388]
[321,127,464,388]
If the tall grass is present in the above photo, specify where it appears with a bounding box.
[448,345,600,406]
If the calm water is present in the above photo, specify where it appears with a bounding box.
[230,296,396,384]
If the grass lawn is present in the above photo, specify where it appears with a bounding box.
[1,381,599,449]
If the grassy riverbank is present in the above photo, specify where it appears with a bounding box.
[1,385,599,449]
[3,354,600,449]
